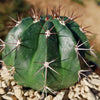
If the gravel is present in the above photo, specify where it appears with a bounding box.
[0,65,100,100]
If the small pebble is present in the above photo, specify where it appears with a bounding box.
[6,80,10,86]
[74,86,80,92]
[29,89,34,98]
[24,91,29,96]
[11,81,16,86]
[45,95,53,100]
[74,92,80,98]
[83,79,93,88]
[1,66,10,81]
[82,92,87,98]
[7,91,14,95]
[2,94,13,100]
[34,91,41,98]
[0,88,5,94]
[13,85,23,100]
[53,91,65,100]
[9,76,14,80]
[81,86,85,94]
[68,90,74,99]
[90,79,100,86]
[87,92,96,100]
[84,86,89,92]
[1,81,7,88]
[92,74,100,79]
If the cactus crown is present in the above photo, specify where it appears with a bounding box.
[0,7,95,93]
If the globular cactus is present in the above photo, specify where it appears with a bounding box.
[0,8,95,93]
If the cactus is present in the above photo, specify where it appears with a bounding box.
[0,8,95,93]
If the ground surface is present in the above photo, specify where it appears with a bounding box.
[0,66,100,100]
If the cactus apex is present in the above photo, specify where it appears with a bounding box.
[0,7,97,96]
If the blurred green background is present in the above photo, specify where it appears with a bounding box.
[0,0,30,40]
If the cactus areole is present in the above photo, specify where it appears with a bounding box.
[2,13,90,91]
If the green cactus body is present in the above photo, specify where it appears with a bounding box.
[2,15,89,91]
